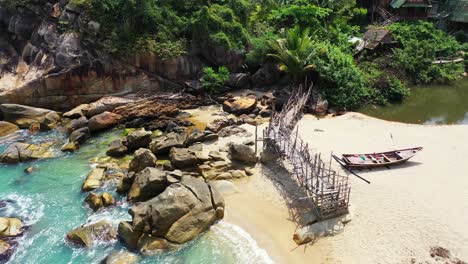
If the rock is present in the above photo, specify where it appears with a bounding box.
[259,109,273,117]
[102,192,115,207]
[0,142,54,164]
[117,221,141,250]
[0,218,23,238]
[251,63,282,87]
[0,239,10,256]
[86,97,133,117]
[117,172,136,194]
[206,118,237,133]
[63,104,90,119]
[149,131,187,155]
[88,112,122,132]
[85,193,104,211]
[40,111,61,130]
[313,99,329,116]
[208,151,225,161]
[126,130,152,151]
[225,73,250,89]
[198,160,232,180]
[218,125,251,137]
[69,127,90,144]
[128,177,224,247]
[66,116,88,132]
[211,180,239,196]
[0,121,19,137]
[66,221,117,248]
[129,148,157,173]
[185,129,218,145]
[222,96,257,116]
[61,141,79,152]
[245,167,255,176]
[106,140,128,157]
[101,251,139,264]
[82,167,105,191]
[128,168,170,202]
[0,104,56,129]
[137,235,177,256]
[24,166,36,173]
[238,114,257,125]
[229,143,257,164]
[169,148,200,170]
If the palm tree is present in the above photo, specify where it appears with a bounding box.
[268,26,316,83]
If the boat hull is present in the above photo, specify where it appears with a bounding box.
[342,147,423,169]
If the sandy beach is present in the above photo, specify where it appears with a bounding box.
[187,107,468,263]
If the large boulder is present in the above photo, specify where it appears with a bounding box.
[82,167,105,191]
[66,116,88,132]
[251,62,282,87]
[63,104,90,119]
[185,129,218,146]
[0,239,11,257]
[169,148,200,170]
[88,112,122,132]
[86,97,134,117]
[66,221,117,248]
[222,96,257,116]
[39,111,61,130]
[198,160,232,180]
[101,251,139,264]
[0,218,23,238]
[225,73,250,89]
[106,139,128,157]
[149,131,187,155]
[0,121,19,137]
[127,168,170,202]
[121,177,224,252]
[70,127,90,144]
[0,142,54,164]
[129,148,157,173]
[218,125,251,138]
[85,192,115,211]
[126,130,152,151]
[229,143,257,164]
[0,104,56,129]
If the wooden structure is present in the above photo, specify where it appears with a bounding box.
[262,86,351,220]
[358,0,432,24]
[342,147,423,169]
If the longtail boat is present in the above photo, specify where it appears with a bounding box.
[342,147,423,169]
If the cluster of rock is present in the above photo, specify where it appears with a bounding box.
[0,217,24,262]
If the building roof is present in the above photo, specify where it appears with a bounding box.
[391,0,431,8]
[361,28,395,50]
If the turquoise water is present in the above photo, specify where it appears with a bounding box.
[0,129,272,264]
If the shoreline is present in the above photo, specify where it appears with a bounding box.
[216,112,468,264]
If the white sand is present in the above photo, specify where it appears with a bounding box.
[189,108,468,263]
[295,113,468,263]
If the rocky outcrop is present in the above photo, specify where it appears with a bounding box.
[88,111,122,132]
[125,130,152,151]
[85,192,115,211]
[129,148,157,173]
[119,177,224,253]
[86,96,134,117]
[149,131,187,155]
[0,217,23,238]
[66,221,117,248]
[82,167,105,191]
[206,117,237,133]
[169,148,200,170]
[101,251,139,264]
[0,104,58,129]
[0,121,19,137]
[229,143,257,164]
[0,142,54,164]
[185,129,218,145]
[222,96,257,116]
[127,168,170,202]
[69,127,90,144]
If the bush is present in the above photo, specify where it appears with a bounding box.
[388,21,463,84]
[191,5,249,51]
[200,67,230,93]
[311,42,369,109]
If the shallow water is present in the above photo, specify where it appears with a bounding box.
[0,129,273,264]
[361,78,468,125]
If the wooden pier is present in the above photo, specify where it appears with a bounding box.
[262,86,351,220]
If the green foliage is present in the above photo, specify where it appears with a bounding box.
[311,42,369,109]
[388,21,463,84]
[246,29,278,67]
[362,63,410,105]
[200,67,230,93]
[268,4,330,29]
[267,26,316,82]
[191,5,249,51]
